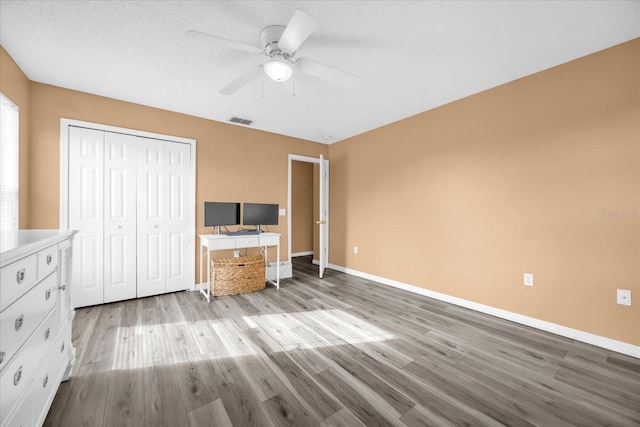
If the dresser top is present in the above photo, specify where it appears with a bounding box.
[0,229,77,267]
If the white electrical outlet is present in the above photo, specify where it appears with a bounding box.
[353,246,358,254]
[617,289,632,306]
[524,273,534,287]
[279,208,286,216]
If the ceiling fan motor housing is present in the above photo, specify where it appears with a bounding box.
[261,25,287,57]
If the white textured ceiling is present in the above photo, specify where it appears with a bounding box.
[1,1,638,143]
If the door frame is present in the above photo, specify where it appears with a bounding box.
[59,118,197,289]
[287,154,329,274]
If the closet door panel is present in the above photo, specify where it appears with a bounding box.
[165,142,191,293]
[69,127,104,308]
[67,124,194,306]
[103,132,137,303]
[137,139,166,298]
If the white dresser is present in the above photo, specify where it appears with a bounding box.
[0,229,77,427]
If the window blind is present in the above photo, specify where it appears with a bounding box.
[0,93,19,230]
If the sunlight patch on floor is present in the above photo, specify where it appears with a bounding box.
[111,309,394,370]
[243,309,395,352]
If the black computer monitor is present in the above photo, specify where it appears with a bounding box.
[243,203,279,226]
[204,202,240,227]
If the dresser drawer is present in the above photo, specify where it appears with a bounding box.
[0,274,58,372]
[33,322,70,426]
[259,235,279,246]
[37,245,58,282]
[28,309,59,375]
[207,238,236,250]
[1,378,33,427]
[0,255,38,312]
[235,236,260,248]
[0,309,54,421]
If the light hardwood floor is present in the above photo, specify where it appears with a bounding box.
[45,257,640,426]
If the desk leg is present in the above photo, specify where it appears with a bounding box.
[263,244,280,290]
[199,244,211,303]
[276,242,280,289]
[206,249,211,302]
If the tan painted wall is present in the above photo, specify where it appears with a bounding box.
[23,82,327,277]
[329,39,640,346]
[291,161,314,254]
[0,46,31,228]
[3,40,638,346]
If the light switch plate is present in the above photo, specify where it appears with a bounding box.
[524,273,534,287]
[279,208,286,216]
[617,289,631,306]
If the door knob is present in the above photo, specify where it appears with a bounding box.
[316,220,327,225]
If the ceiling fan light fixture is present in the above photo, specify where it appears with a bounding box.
[264,60,293,82]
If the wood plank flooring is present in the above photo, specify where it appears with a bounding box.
[45,257,640,426]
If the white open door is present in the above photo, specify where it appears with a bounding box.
[287,153,330,279]
[318,155,329,279]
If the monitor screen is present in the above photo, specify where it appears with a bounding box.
[243,203,279,226]
[204,202,240,227]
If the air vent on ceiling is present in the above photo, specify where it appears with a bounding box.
[229,117,253,125]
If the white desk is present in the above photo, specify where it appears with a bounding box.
[199,233,280,302]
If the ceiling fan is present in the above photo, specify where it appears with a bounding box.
[186,9,359,95]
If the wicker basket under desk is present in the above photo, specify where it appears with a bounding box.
[210,255,266,296]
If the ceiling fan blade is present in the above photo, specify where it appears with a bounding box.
[219,65,264,95]
[297,58,359,89]
[186,30,262,54]
[278,9,318,54]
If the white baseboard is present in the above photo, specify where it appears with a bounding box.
[292,251,314,257]
[327,263,640,359]
[312,259,319,266]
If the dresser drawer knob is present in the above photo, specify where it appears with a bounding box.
[13,366,22,386]
[0,351,5,364]
[47,254,53,265]
[45,289,52,300]
[16,269,25,284]
[60,342,65,353]
[15,314,24,331]
[58,285,67,291]
[43,373,49,388]
[45,327,51,341]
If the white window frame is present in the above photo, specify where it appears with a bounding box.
[0,93,19,231]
